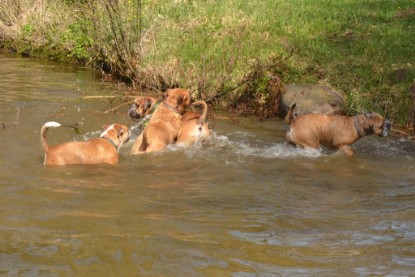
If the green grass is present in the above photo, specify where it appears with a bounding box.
[138,0,414,120]
[1,0,414,123]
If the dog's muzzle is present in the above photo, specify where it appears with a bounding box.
[128,104,141,119]
[381,119,391,137]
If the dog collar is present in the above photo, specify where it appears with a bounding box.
[148,99,162,115]
[353,115,364,137]
[162,101,182,115]
[136,100,161,128]
[101,137,119,151]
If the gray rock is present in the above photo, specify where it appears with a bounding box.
[280,84,346,117]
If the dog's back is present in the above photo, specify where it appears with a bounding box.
[44,139,114,165]
[133,88,190,153]
[41,122,129,165]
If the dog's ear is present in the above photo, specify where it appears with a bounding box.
[163,91,169,100]
[101,124,109,131]
[117,128,124,138]
[177,96,184,106]
[177,95,190,110]
[144,99,153,112]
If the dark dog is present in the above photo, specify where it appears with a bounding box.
[285,103,391,155]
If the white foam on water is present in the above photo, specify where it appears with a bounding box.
[168,131,324,160]
[211,131,324,159]
[233,141,323,159]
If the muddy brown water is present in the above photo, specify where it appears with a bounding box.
[0,52,414,276]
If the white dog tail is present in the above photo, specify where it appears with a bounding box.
[40,121,61,152]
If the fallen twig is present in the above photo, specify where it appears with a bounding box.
[391,127,413,136]
[83,96,117,99]
[104,100,135,114]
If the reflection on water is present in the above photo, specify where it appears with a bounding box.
[0,51,414,276]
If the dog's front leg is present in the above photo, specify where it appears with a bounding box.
[338,145,354,156]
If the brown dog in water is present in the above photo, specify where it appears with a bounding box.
[129,96,210,146]
[41,121,130,165]
[284,103,391,155]
[128,96,159,123]
[176,100,210,145]
[131,88,190,154]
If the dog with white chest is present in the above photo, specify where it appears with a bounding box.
[41,121,130,165]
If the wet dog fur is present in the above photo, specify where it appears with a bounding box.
[131,88,190,154]
[41,121,130,165]
[128,96,158,121]
[284,103,391,155]
[129,95,210,148]
[176,100,210,145]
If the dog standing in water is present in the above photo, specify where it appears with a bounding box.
[129,96,210,147]
[176,100,210,145]
[128,96,160,124]
[41,121,130,165]
[285,103,391,155]
[131,88,190,154]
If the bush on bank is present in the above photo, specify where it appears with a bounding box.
[0,0,414,125]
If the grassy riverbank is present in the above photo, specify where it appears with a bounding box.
[1,0,414,124]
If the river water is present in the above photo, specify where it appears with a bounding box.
[0,51,414,276]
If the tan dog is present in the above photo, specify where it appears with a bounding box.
[285,103,391,155]
[128,96,158,151]
[176,100,210,145]
[128,96,210,146]
[128,96,159,122]
[131,88,190,154]
[41,121,130,165]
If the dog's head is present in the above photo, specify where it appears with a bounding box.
[360,112,391,137]
[128,96,157,119]
[101,124,130,145]
[163,88,190,114]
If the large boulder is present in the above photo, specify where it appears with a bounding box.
[280,84,346,117]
